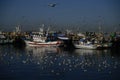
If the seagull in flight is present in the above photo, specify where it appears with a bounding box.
[48,3,57,7]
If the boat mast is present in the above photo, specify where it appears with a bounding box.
[15,25,21,33]
[98,16,103,33]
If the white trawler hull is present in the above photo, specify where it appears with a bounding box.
[74,44,97,49]
[25,40,61,47]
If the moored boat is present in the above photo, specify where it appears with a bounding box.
[0,34,14,44]
[73,38,97,49]
[74,42,97,49]
[25,27,62,47]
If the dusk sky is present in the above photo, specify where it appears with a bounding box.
[0,0,120,32]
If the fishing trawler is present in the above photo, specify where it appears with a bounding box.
[0,31,14,44]
[25,36,61,47]
[25,26,62,47]
[73,36,112,49]
[73,39,97,49]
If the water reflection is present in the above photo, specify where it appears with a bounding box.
[25,47,120,77]
[0,45,120,80]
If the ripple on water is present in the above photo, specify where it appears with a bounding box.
[0,46,120,80]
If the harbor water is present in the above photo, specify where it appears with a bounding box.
[0,45,120,80]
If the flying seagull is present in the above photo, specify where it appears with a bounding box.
[48,3,57,7]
